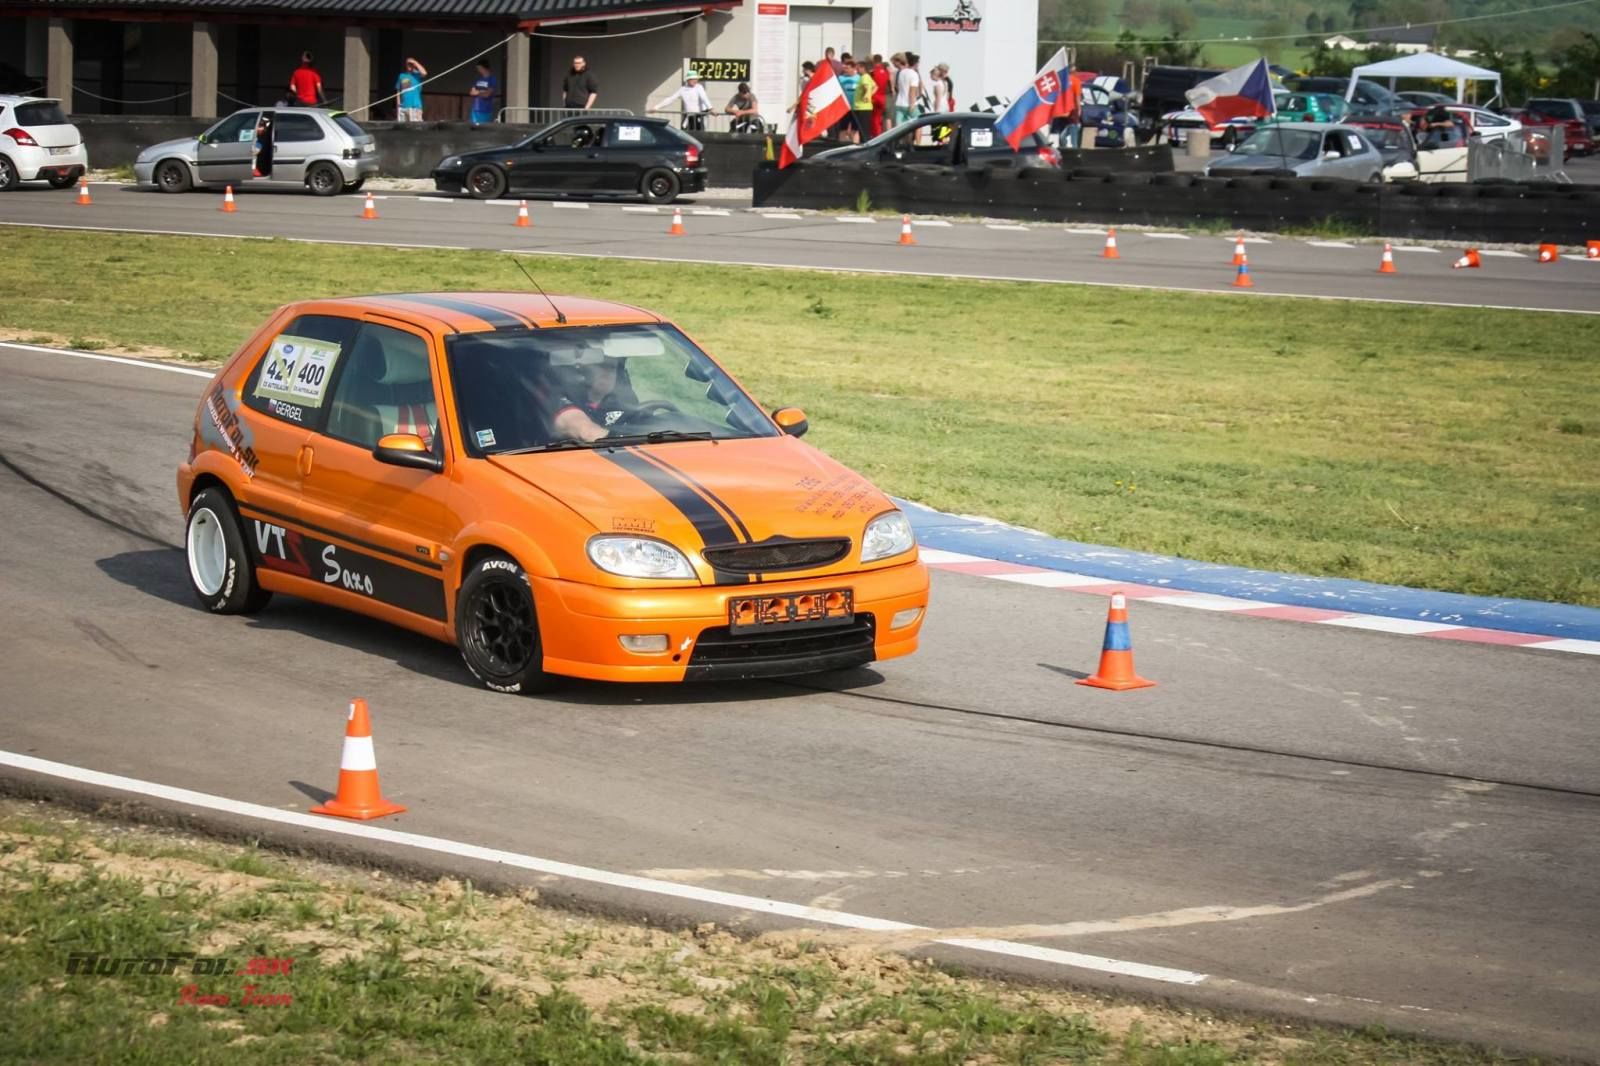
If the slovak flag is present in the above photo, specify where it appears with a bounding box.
[1185,59,1277,127]
[779,62,850,168]
[994,48,1076,150]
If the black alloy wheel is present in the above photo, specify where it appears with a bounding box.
[467,164,506,200]
[306,161,342,196]
[155,159,190,193]
[641,167,680,204]
[455,554,552,693]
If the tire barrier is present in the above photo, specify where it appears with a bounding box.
[752,162,1600,244]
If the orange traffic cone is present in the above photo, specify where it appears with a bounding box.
[1076,593,1156,691]
[1378,243,1396,274]
[1587,240,1599,260]
[360,192,378,220]
[1537,243,1558,263]
[514,199,530,227]
[668,207,685,236]
[1232,255,1254,288]
[1452,248,1481,269]
[898,214,916,245]
[310,698,406,820]
[75,178,91,205]
[220,185,237,213]
[1231,232,1246,266]
[1101,227,1119,259]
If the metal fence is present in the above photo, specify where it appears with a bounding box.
[642,110,774,135]
[1466,127,1569,183]
[494,106,634,125]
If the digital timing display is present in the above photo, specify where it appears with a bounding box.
[691,58,751,82]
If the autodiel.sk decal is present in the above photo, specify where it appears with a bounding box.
[201,386,259,479]
[244,513,446,621]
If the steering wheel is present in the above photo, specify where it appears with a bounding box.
[613,400,681,424]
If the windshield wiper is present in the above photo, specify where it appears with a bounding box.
[600,430,715,446]
[493,439,596,456]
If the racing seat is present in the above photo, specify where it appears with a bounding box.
[327,328,437,450]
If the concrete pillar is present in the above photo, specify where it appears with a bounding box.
[46,18,72,106]
[342,26,373,113]
[683,13,708,59]
[506,31,530,121]
[191,22,219,118]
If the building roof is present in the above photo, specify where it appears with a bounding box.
[0,0,728,24]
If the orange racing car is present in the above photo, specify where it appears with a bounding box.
[176,292,929,691]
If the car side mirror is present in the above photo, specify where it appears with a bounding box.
[1323,150,1340,160]
[373,433,442,472]
[197,133,207,144]
[773,407,808,438]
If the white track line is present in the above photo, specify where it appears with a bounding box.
[1066,228,1106,235]
[1308,241,1356,249]
[755,212,801,220]
[1319,616,1463,635]
[986,224,1029,232]
[692,208,732,216]
[550,202,590,209]
[622,206,659,213]
[835,216,877,224]
[0,750,1207,986]
[1524,638,1600,655]
[1391,246,1440,253]
[1479,249,1524,258]
[0,341,214,378]
[485,199,520,206]
[913,219,952,227]
[1141,232,1191,240]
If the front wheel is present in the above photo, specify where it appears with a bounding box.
[640,167,680,205]
[186,488,272,614]
[306,161,342,197]
[154,158,191,193]
[466,164,507,200]
[455,554,553,694]
[343,177,366,193]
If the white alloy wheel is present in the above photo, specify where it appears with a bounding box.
[187,505,228,596]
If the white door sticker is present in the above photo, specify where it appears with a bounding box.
[970,128,994,148]
[254,335,342,409]
[617,125,642,142]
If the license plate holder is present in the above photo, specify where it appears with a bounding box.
[728,588,853,634]
[49,146,73,156]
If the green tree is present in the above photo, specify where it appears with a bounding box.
[1305,11,1322,32]
[1552,30,1600,97]
[1041,0,1111,38]
[1157,0,1195,37]
[1122,0,1159,31]
[1322,13,1339,32]
[1257,19,1292,61]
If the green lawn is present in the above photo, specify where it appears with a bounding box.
[4,228,1597,606]
[0,799,1539,1065]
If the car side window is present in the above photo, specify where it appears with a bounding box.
[546,123,604,149]
[241,314,360,430]
[207,112,259,143]
[324,323,440,452]
[273,114,322,143]
[606,123,655,147]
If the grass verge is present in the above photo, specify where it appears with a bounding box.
[0,798,1542,1065]
[3,227,1596,606]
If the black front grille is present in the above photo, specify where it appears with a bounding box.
[703,537,851,574]
[686,615,876,681]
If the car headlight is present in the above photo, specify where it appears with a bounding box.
[587,536,695,579]
[861,510,915,563]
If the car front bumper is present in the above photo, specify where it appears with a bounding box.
[532,559,929,682]
[431,168,466,194]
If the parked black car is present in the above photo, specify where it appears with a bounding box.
[809,112,1059,169]
[431,116,706,204]
[1136,65,1221,144]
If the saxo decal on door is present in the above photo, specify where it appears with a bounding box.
[245,513,447,621]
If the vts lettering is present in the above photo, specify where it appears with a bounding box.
[253,520,310,577]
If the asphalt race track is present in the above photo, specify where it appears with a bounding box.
[1,183,1598,314]
[2,341,1598,1059]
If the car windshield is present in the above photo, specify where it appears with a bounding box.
[1236,127,1320,159]
[447,323,780,455]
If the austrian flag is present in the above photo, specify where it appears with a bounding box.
[779,63,850,168]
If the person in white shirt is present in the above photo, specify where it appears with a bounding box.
[892,52,921,129]
[655,70,713,131]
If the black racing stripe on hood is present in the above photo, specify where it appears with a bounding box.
[596,448,748,585]
[631,449,754,545]
[395,295,532,331]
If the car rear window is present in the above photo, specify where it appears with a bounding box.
[333,114,366,138]
[16,101,68,125]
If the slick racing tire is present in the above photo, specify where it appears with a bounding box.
[186,488,272,614]
[455,553,555,694]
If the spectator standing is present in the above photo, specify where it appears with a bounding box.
[655,70,712,130]
[395,57,427,122]
[287,51,324,106]
[928,63,949,114]
[892,52,920,129]
[469,61,498,126]
[851,62,876,141]
[562,56,599,110]
[836,60,861,142]
[823,47,845,76]
[869,55,890,137]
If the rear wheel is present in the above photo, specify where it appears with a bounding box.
[455,553,553,693]
[185,488,272,614]
[467,164,506,200]
[306,161,342,196]
[0,155,20,191]
[154,159,191,193]
[641,167,680,204]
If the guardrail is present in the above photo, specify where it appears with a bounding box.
[494,106,635,125]
[643,110,774,135]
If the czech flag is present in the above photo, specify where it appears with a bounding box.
[1185,59,1277,128]
[779,63,850,169]
[994,48,1076,150]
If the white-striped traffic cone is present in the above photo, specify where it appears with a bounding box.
[310,698,406,820]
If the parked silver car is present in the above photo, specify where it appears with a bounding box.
[1204,122,1386,182]
[134,107,377,196]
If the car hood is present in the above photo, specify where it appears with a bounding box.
[1208,153,1308,173]
[487,437,895,553]
[449,143,523,162]
[139,136,197,161]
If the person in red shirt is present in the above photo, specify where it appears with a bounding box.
[869,55,890,137]
[287,52,324,107]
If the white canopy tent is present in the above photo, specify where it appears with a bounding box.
[1345,53,1502,104]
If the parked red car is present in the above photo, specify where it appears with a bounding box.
[1501,107,1593,160]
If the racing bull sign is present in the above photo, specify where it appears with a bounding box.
[927,0,981,32]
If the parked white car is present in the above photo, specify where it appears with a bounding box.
[1446,105,1521,143]
[0,94,87,191]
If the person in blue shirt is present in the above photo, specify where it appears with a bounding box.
[395,57,427,121]
[469,62,498,126]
